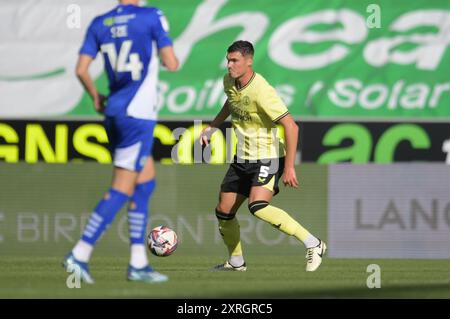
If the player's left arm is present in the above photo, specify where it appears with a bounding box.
[278,114,299,188]
[75,54,106,114]
[257,82,299,187]
[77,19,105,114]
[159,46,179,71]
[152,9,179,71]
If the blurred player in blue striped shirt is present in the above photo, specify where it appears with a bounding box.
[63,0,179,284]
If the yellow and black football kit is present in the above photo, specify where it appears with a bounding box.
[220,72,289,197]
[216,73,322,264]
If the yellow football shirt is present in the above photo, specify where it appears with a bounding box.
[223,72,289,160]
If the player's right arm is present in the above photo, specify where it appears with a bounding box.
[200,100,231,146]
[75,54,106,114]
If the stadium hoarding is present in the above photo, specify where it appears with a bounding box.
[328,164,450,259]
[0,120,449,164]
[1,162,449,260]
[0,163,327,256]
[1,0,450,120]
[300,121,450,163]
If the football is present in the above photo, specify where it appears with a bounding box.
[147,226,178,257]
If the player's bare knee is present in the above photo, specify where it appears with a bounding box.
[216,202,233,214]
[215,208,236,220]
[248,200,269,215]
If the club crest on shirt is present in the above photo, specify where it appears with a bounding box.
[242,96,251,106]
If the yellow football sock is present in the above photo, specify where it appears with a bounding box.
[253,204,311,242]
[218,217,243,257]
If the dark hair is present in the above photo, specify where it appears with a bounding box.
[227,40,254,57]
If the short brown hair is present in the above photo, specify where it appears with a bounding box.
[227,40,254,57]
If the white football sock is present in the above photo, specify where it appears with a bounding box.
[304,234,320,249]
[130,244,149,268]
[229,255,245,267]
[72,240,94,262]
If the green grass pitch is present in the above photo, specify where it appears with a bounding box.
[1,255,450,298]
[1,163,450,298]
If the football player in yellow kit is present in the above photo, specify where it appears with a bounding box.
[200,40,326,272]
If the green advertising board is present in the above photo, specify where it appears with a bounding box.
[1,0,449,120]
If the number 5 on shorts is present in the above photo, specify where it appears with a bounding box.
[259,166,270,178]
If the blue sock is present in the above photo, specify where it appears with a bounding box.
[81,188,129,245]
[128,180,156,245]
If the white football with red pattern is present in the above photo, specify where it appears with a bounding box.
[147,226,178,257]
